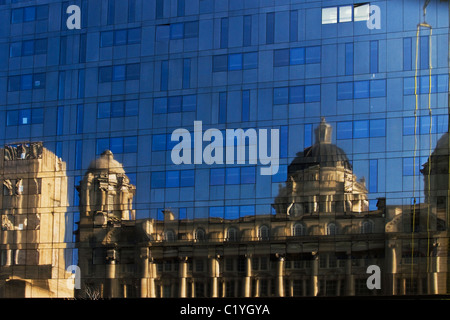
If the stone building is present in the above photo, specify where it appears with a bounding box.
[75,121,448,298]
[0,142,73,298]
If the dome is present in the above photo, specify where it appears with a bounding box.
[288,118,352,175]
[87,150,125,174]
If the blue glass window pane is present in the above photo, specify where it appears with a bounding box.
[403,158,420,176]
[266,12,274,44]
[289,86,305,103]
[34,73,45,89]
[99,66,112,83]
[156,0,164,18]
[36,5,48,20]
[183,59,191,89]
[243,52,258,69]
[126,63,140,80]
[225,167,240,185]
[168,96,182,113]
[35,39,47,54]
[369,159,378,193]
[213,55,228,72]
[290,10,298,42]
[151,172,165,188]
[113,65,126,81]
[170,23,184,39]
[420,35,430,69]
[57,106,64,135]
[240,205,255,217]
[10,42,21,57]
[225,206,239,219]
[21,74,33,90]
[354,81,370,99]
[370,40,378,73]
[337,82,353,100]
[209,207,224,218]
[154,97,167,114]
[337,121,352,139]
[353,120,369,138]
[8,76,20,91]
[272,165,287,183]
[420,75,437,94]
[124,136,138,153]
[305,85,320,102]
[220,18,229,48]
[184,21,199,38]
[403,77,415,95]
[19,109,31,125]
[403,37,412,71]
[420,116,437,135]
[304,124,313,148]
[96,138,109,154]
[210,168,225,185]
[306,46,321,64]
[273,87,288,105]
[6,110,18,126]
[228,53,242,71]
[22,40,34,56]
[127,28,141,44]
[11,8,23,23]
[179,208,187,219]
[243,15,252,46]
[219,92,227,124]
[32,108,44,124]
[242,90,250,122]
[166,171,180,188]
[110,137,124,154]
[160,61,168,91]
[345,43,353,75]
[403,117,416,135]
[156,25,170,41]
[240,166,255,184]
[370,79,386,97]
[290,47,305,65]
[437,74,449,93]
[274,49,290,67]
[438,115,448,133]
[182,95,196,112]
[177,0,185,16]
[111,101,124,117]
[114,29,127,45]
[370,119,386,137]
[23,6,35,22]
[125,100,139,116]
[280,125,288,158]
[152,134,167,151]
[180,170,195,187]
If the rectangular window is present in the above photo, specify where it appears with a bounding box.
[177,0,185,17]
[280,126,288,158]
[76,104,83,134]
[274,49,290,67]
[403,117,415,136]
[75,140,82,170]
[354,3,370,21]
[126,63,140,80]
[166,171,180,188]
[184,21,199,38]
[113,65,126,81]
[10,42,21,57]
[370,40,379,74]
[225,168,240,185]
[337,121,353,140]
[289,86,305,104]
[180,170,195,187]
[58,71,65,100]
[160,61,168,91]
[128,0,136,22]
[99,66,112,83]
[304,124,313,148]
[290,47,305,65]
[124,136,138,153]
[228,53,242,70]
[219,92,227,124]
[152,134,167,151]
[370,119,386,137]
[107,0,115,25]
[22,40,34,56]
[345,43,353,75]
[57,106,64,135]
[182,95,196,112]
[220,18,228,48]
[60,36,67,64]
[353,120,369,138]
[213,55,228,72]
[128,28,141,44]
[306,46,321,64]
[305,85,320,102]
[151,172,165,188]
[110,137,123,154]
[322,7,337,24]
[125,100,139,116]
[339,6,353,22]
[170,23,184,40]
[32,108,43,124]
[403,37,412,71]
[273,87,289,105]
[156,0,164,18]
[111,101,124,117]
[266,13,274,44]
[79,34,86,63]
[354,80,370,99]
[242,90,250,122]
[241,166,256,184]
[243,15,252,46]
[168,96,182,113]
[420,35,430,70]
[7,110,18,126]
[210,168,225,185]
[290,10,298,42]
[337,82,353,100]
[243,52,258,69]
[370,79,386,97]
[78,69,85,98]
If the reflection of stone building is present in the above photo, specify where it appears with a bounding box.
[0,142,73,298]
[76,121,448,298]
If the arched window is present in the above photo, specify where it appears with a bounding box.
[164,230,175,242]
[361,220,374,234]
[259,225,270,240]
[326,223,337,236]
[293,223,305,236]
[226,227,238,241]
[195,228,206,241]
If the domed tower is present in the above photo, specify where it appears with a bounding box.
[273,118,368,217]
[75,150,136,298]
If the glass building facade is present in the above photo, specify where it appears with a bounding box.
[0,0,449,299]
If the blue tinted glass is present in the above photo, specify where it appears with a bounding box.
[36,5,48,20]
[274,49,290,67]
[210,168,225,185]
[11,8,23,23]
[168,96,182,113]
[304,124,313,148]
[75,140,82,170]
[220,18,228,48]
[289,86,304,103]
[243,52,258,69]
[242,90,250,122]
[225,206,239,219]
[170,23,184,39]
[240,166,255,184]
[353,120,369,138]
[111,101,124,117]
[403,117,415,135]
[403,37,412,71]
[99,66,112,83]
[177,0,185,16]
[110,137,123,154]
[225,167,240,184]
[154,97,167,114]
[209,207,224,218]
[438,74,449,93]
[228,53,242,71]
[243,15,252,46]
[219,92,227,123]
[166,171,180,188]
[370,79,386,97]
[182,95,196,112]
[370,40,378,73]
[179,208,187,220]
[420,75,437,94]
[127,28,141,44]
[151,172,165,188]
[337,121,353,139]
[240,205,255,217]
[305,85,320,102]
[370,119,386,137]
[420,116,437,135]
[114,30,127,45]
[280,126,288,158]
[306,46,320,64]
[369,159,378,193]
[76,105,83,134]
[337,82,353,100]
[213,55,228,72]
[152,134,167,151]
[273,87,289,105]
[184,21,199,38]
[403,77,415,95]
[290,10,298,42]
[290,47,305,65]
[21,74,33,90]
[8,76,20,91]
[22,40,34,56]
[156,0,164,18]
[183,59,191,89]
[180,170,195,187]
[10,42,21,57]
[6,110,18,126]
[354,81,370,99]
[57,106,64,135]
[113,65,126,81]
[438,115,448,133]
[124,136,138,153]
[19,109,31,125]
[266,13,274,44]
[160,61,168,91]
[420,35,430,69]
[272,165,287,183]
[125,100,139,116]
[345,43,353,75]
[96,138,109,154]
[403,158,420,176]
[23,6,36,22]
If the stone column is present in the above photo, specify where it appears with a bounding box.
[243,255,252,297]
[105,248,117,298]
[275,254,285,297]
[311,252,319,296]
[148,258,156,298]
[140,247,149,298]
[254,278,260,297]
[345,252,354,296]
[210,255,220,297]
[179,257,188,298]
